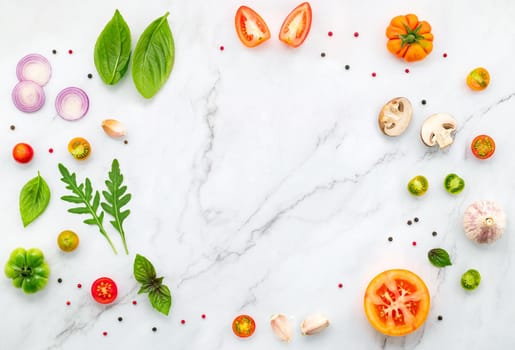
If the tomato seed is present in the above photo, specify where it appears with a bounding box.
[412,241,417,246]
[405,68,410,73]
[52,49,57,54]
[102,331,108,336]
[201,314,206,319]
[328,31,333,37]
[181,320,186,325]
[132,300,137,305]
[10,125,15,130]
[219,46,224,51]
[443,53,448,58]
[68,49,73,54]
[371,72,377,77]
[353,32,359,37]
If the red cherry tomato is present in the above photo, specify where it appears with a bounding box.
[91,277,118,304]
[235,6,271,48]
[12,143,34,163]
[279,2,313,48]
[471,134,495,159]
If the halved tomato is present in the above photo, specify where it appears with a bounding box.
[91,277,118,304]
[471,134,495,159]
[235,6,270,48]
[364,269,430,336]
[279,2,312,48]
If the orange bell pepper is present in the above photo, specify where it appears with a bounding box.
[386,14,433,62]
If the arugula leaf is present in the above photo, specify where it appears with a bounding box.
[133,254,172,316]
[101,159,131,254]
[428,248,452,268]
[94,9,132,85]
[58,163,118,254]
[19,172,51,227]
[132,12,175,98]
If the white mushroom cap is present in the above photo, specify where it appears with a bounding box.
[420,113,457,148]
[378,97,412,136]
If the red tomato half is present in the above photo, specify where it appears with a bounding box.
[471,134,495,159]
[91,277,118,304]
[235,6,271,48]
[279,2,312,48]
[12,143,34,163]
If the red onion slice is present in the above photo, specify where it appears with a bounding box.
[12,81,46,113]
[16,54,52,86]
[55,87,89,121]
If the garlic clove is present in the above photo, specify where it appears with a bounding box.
[270,313,293,342]
[300,314,330,336]
[463,200,506,244]
[102,119,127,138]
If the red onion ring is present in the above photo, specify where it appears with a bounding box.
[16,54,52,86]
[12,81,46,113]
[55,87,89,121]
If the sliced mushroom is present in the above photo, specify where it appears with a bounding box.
[378,97,412,136]
[420,113,457,149]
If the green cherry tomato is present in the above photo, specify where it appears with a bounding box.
[444,174,465,194]
[461,269,481,291]
[407,175,429,196]
[4,247,50,294]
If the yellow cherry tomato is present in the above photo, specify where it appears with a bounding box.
[68,137,91,160]
[232,314,256,338]
[466,67,490,91]
[57,230,80,252]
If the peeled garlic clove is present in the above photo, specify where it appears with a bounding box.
[102,119,127,138]
[463,200,506,244]
[270,313,293,342]
[301,314,330,336]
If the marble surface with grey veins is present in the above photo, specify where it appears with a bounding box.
[1,0,515,349]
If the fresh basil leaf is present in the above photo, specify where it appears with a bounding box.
[94,9,132,85]
[428,248,452,268]
[20,172,51,227]
[134,254,156,284]
[138,283,155,294]
[132,12,175,98]
[148,285,172,316]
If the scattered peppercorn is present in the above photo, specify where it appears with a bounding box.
[371,72,377,77]
[344,65,350,70]
[437,315,443,321]
[432,231,438,237]
[87,73,93,79]
[77,283,82,289]
[152,327,157,332]
[219,46,224,51]
[48,148,54,154]
[353,32,359,37]
[321,52,326,58]
[443,53,448,58]
[102,331,108,336]
[68,49,73,54]
[407,220,412,226]
[52,50,57,54]
[405,68,410,73]
[118,317,123,322]
[328,31,333,37]
[180,320,186,325]
[414,217,419,223]
[132,300,137,305]
[421,99,427,105]
[124,140,129,145]
[412,241,417,246]
[201,314,206,319]
[66,301,71,306]
[10,125,15,130]
[338,283,343,288]
[57,278,63,283]
[388,237,393,242]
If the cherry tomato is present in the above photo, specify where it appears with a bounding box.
[234,6,270,48]
[471,134,495,159]
[461,269,481,291]
[12,143,34,163]
[364,269,430,336]
[466,67,490,91]
[91,277,118,304]
[232,314,256,338]
[444,173,465,194]
[279,2,312,48]
[57,230,80,252]
[407,175,428,196]
[68,137,91,160]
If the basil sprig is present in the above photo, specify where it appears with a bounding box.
[19,172,51,227]
[134,254,172,316]
[132,12,175,98]
[428,248,452,268]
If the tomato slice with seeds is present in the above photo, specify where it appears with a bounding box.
[471,134,495,159]
[232,314,256,338]
[234,6,270,48]
[364,269,430,336]
[68,137,91,160]
[91,277,118,304]
[279,2,312,48]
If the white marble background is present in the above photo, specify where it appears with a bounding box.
[1,0,515,349]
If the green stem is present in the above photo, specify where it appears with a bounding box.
[100,225,118,254]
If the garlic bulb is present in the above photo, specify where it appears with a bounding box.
[463,200,506,244]
[300,314,330,336]
[102,119,127,138]
[270,314,293,342]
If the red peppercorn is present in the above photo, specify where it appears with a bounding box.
[219,46,224,51]
[180,320,186,325]
[66,301,71,306]
[48,148,54,153]
[68,49,73,54]
[412,241,417,246]
[371,72,377,77]
[353,32,359,37]
[338,283,343,288]
[201,314,206,319]
[405,68,410,73]
[132,300,137,305]
[102,331,108,336]
[443,53,448,58]
[328,31,333,37]
[77,283,82,289]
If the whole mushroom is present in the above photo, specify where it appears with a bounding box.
[378,97,412,136]
[420,113,457,149]
[463,200,506,244]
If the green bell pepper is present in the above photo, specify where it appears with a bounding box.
[4,248,50,294]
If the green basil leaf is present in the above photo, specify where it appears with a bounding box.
[132,12,175,98]
[134,254,156,284]
[148,285,172,316]
[428,248,452,268]
[19,172,51,227]
[94,9,132,85]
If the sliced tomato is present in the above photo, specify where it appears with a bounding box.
[91,277,118,304]
[471,134,495,159]
[364,269,430,336]
[232,314,256,338]
[279,2,312,48]
[235,6,270,48]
